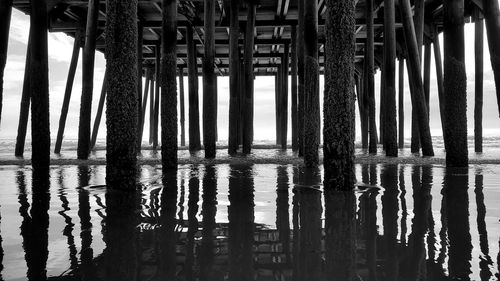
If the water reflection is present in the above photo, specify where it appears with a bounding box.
[296,168,322,281]
[444,167,472,280]
[228,164,254,281]
[1,164,499,280]
[26,172,50,280]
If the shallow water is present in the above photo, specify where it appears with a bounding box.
[0,163,498,280]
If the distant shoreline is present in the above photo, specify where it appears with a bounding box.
[1,152,500,166]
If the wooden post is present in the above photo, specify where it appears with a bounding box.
[383,0,398,157]
[228,0,240,155]
[239,56,245,146]
[483,0,500,116]
[291,25,298,152]
[78,0,100,159]
[323,0,356,187]
[179,67,186,147]
[379,65,385,145]
[153,44,160,149]
[433,30,446,136]
[161,0,178,168]
[203,0,217,158]
[475,11,484,153]
[297,0,305,157]
[242,1,256,154]
[423,42,431,114]
[105,0,138,186]
[149,66,155,144]
[358,73,368,149]
[15,29,32,157]
[187,26,201,151]
[414,0,425,58]
[0,0,13,124]
[399,58,405,149]
[365,0,377,154]
[324,188,356,279]
[276,70,282,145]
[280,44,289,150]
[136,21,143,151]
[443,0,467,167]
[303,0,320,167]
[89,70,108,150]
[55,31,82,154]
[30,0,50,173]
[398,0,434,156]
[138,67,151,149]
[411,0,424,153]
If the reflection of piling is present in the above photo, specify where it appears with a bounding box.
[228,165,255,281]
[381,165,399,281]
[444,168,472,279]
[200,165,217,279]
[325,188,357,281]
[297,168,322,281]
[78,166,96,280]
[276,167,291,263]
[27,172,50,281]
[474,171,493,280]
[185,166,199,281]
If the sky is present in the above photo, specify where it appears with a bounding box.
[1,8,499,145]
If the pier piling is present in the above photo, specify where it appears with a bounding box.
[161,0,178,169]
[55,31,82,154]
[203,0,217,158]
[78,0,100,160]
[105,0,138,186]
[30,0,50,173]
[228,0,240,155]
[443,0,468,167]
[303,0,320,167]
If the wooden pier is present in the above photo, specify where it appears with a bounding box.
[1,0,498,176]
